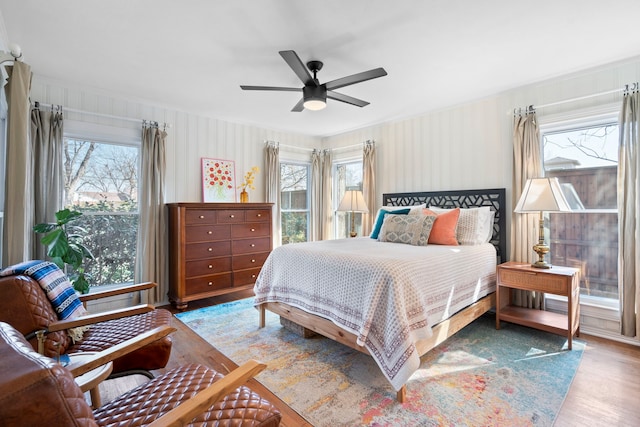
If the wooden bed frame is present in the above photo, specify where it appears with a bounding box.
[257,188,506,402]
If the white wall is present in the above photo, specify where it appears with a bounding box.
[323,55,640,216]
[30,76,320,205]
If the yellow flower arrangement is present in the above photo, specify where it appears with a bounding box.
[239,166,260,191]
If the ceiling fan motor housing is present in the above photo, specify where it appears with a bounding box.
[303,84,326,102]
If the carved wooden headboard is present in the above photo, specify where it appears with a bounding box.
[382,188,507,263]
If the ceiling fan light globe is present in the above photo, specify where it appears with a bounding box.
[303,99,326,110]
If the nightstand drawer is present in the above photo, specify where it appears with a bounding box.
[499,269,568,294]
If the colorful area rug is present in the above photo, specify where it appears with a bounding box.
[175,299,584,427]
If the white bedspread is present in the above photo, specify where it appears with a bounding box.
[254,237,496,390]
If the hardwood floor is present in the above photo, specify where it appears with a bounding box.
[158,291,640,427]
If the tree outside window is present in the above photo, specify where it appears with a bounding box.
[280,162,309,244]
[64,138,139,287]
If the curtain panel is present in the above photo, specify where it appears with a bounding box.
[362,141,376,236]
[310,149,332,241]
[2,61,33,266]
[134,124,167,304]
[618,89,640,338]
[510,111,545,309]
[264,142,280,247]
[31,107,64,259]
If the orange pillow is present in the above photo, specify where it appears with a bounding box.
[422,208,460,245]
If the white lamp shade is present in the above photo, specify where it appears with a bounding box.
[514,177,572,213]
[338,190,369,212]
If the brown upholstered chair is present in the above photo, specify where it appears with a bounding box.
[0,321,282,427]
[0,273,173,376]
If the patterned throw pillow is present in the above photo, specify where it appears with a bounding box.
[379,214,436,246]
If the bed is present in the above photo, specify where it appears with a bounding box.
[254,188,506,402]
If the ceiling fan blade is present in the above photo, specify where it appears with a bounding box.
[279,50,317,86]
[325,67,387,91]
[327,91,369,107]
[291,98,305,112]
[240,85,301,92]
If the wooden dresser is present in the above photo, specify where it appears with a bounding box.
[167,202,273,310]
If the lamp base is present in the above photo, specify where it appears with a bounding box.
[532,242,552,269]
[349,231,358,238]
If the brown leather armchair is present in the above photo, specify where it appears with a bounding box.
[0,321,281,427]
[0,273,173,376]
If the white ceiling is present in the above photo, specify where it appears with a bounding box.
[1,0,639,138]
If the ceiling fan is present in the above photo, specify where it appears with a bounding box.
[240,50,387,112]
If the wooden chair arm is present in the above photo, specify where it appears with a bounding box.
[79,282,157,303]
[47,304,155,332]
[67,325,176,377]
[147,360,267,427]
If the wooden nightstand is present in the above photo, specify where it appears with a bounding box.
[496,261,580,349]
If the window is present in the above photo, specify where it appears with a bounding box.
[334,160,363,239]
[542,115,619,301]
[280,162,309,244]
[64,137,139,287]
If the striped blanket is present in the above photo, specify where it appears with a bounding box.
[0,260,88,327]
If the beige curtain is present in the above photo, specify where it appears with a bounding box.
[310,149,332,241]
[321,149,333,240]
[510,110,545,309]
[31,106,64,259]
[362,141,376,236]
[134,123,167,304]
[264,142,280,247]
[2,61,33,266]
[618,89,640,338]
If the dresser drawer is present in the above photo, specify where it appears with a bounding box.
[233,252,270,270]
[231,222,270,239]
[246,209,271,222]
[234,268,262,286]
[186,272,233,295]
[185,209,218,224]
[499,269,569,294]
[185,225,231,243]
[217,210,246,224]
[185,257,232,277]
[232,237,271,255]
[185,241,232,260]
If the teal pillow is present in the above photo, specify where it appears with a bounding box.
[370,208,411,239]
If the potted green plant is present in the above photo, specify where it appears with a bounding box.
[33,208,94,294]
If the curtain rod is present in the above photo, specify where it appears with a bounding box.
[513,83,637,115]
[33,101,171,129]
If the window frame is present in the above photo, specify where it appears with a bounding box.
[279,160,311,244]
[538,103,620,308]
[333,158,364,239]
[62,120,141,288]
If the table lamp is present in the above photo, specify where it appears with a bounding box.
[338,190,369,237]
[514,177,572,268]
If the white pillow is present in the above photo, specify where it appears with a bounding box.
[429,206,491,245]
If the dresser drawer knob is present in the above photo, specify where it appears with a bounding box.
[252,274,256,279]
[257,214,261,217]
[230,214,235,218]
[208,265,213,269]
[207,231,213,235]
[250,244,256,247]
[251,228,255,232]
[208,282,213,286]
[208,247,213,252]
[199,215,205,219]
[251,259,256,263]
